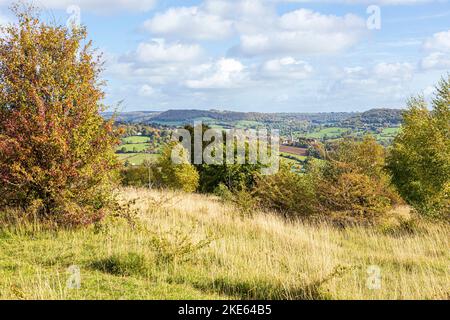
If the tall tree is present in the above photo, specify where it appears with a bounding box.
[0,5,121,225]
[387,75,450,218]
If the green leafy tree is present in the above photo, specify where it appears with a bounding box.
[154,142,199,192]
[0,6,121,226]
[387,76,450,217]
[183,124,263,193]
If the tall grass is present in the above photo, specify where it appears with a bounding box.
[0,187,448,300]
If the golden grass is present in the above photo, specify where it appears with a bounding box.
[0,187,448,300]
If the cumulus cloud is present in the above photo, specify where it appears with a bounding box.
[236,8,366,56]
[421,52,450,69]
[143,6,233,40]
[260,57,313,79]
[279,9,363,31]
[327,61,416,103]
[142,1,366,56]
[186,58,248,89]
[373,62,415,81]
[423,30,450,52]
[139,84,155,97]
[421,30,450,70]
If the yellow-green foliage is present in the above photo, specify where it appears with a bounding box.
[254,137,400,222]
[254,163,318,217]
[120,164,154,188]
[0,188,448,300]
[153,142,199,193]
[387,75,450,218]
[317,136,402,220]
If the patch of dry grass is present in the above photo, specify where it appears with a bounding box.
[0,187,448,300]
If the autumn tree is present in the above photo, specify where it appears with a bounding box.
[317,136,402,220]
[0,6,121,226]
[387,75,450,218]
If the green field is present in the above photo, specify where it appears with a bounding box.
[374,127,401,143]
[234,120,263,128]
[122,136,151,144]
[280,152,307,162]
[117,153,159,165]
[117,143,150,153]
[304,127,350,139]
[116,136,160,165]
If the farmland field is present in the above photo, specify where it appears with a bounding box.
[304,127,350,139]
[121,136,151,144]
[280,145,308,156]
[116,135,160,165]
[117,143,150,153]
[117,153,159,165]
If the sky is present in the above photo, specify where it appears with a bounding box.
[0,0,449,113]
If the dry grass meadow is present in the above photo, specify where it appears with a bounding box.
[0,187,448,300]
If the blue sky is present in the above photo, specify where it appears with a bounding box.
[0,0,449,112]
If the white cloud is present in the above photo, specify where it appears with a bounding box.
[421,52,450,69]
[326,61,417,105]
[420,30,450,70]
[143,6,233,40]
[237,8,366,56]
[261,57,313,79]
[0,0,156,13]
[373,62,415,81]
[239,31,361,56]
[134,39,203,63]
[186,58,248,89]
[340,62,415,83]
[139,84,155,97]
[279,9,363,31]
[423,30,450,52]
[141,2,366,56]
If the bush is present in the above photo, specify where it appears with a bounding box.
[0,7,121,226]
[120,165,153,188]
[253,137,401,223]
[316,171,394,220]
[254,163,319,217]
[317,136,402,221]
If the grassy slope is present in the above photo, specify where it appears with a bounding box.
[0,188,448,300]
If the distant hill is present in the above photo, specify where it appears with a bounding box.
[151,109,357,123]
[339,108,403,127]
[103,108,403,126]
[102,111,161,123]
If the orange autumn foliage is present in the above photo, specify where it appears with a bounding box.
[0,5,121,226]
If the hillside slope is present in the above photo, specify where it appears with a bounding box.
[0,188,448,300]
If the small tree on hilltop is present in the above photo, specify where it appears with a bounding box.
[0,5,121,226]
